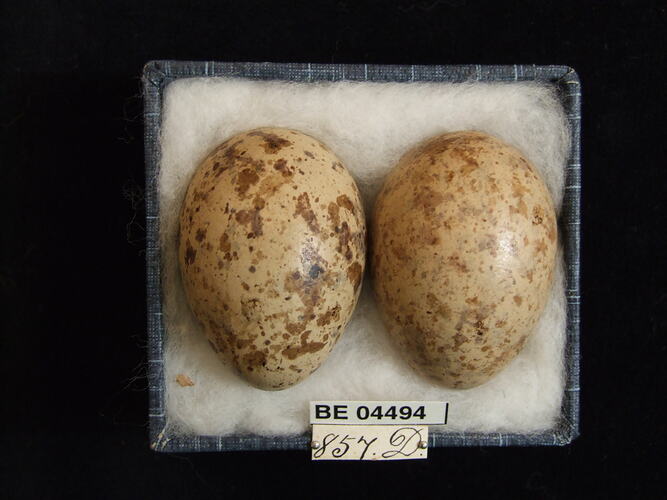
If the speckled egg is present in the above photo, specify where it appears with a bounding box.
[372,131,557,389]
[179,128,366,390]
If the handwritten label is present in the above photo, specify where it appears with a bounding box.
[310,401,448,425]
[311,424,428,461]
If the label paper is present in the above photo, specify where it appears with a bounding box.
[310,401,448,425]
[311,424,428,461]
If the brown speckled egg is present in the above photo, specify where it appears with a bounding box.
[372,131,557,389]
[179,128,366,391]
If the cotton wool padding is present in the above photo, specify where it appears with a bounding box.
[158,78,570,437]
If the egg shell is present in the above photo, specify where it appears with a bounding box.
[179,128,366,390]
[372,131,558,389]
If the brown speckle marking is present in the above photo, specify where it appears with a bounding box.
[447,254,469,273]
[285,320,308,335]
[235,208,263,238]
[248,130,292,154]
[509,198,529,218]
[452,147,479,175]
[317,304,341,326]
[184,240,196,265]
[243,350,266,368]
[534,238,549,256]
[284,271,320,309]
[426,293,452,320]
[273,158,292,177]
[217,138,243,160]
[346,262,363,292]
[477,234,498,257]
[294,192,320,234]
[328,202,340,228]
[282,339,326,360]
[192,189,208,202]
[391,244,410,261]
[512,179,531,198]
[336,194,355,213]
[513,295,523,306]
[413,185,445,216]
[336,221,354,260]
[210,151,233,176]
[453,332,468,350]
[474,319,488,336]
[195,228,207,243]
[235,168,260,197]
[304,150,315,159]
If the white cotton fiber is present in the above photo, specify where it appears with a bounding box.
[158,78,570,437]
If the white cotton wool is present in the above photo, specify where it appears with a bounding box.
[158,78,570,437]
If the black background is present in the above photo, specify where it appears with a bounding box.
[1,1,665,498]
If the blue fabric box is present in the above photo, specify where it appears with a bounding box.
[143,61,581,452]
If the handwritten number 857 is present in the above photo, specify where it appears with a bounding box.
[313,433,378,459]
